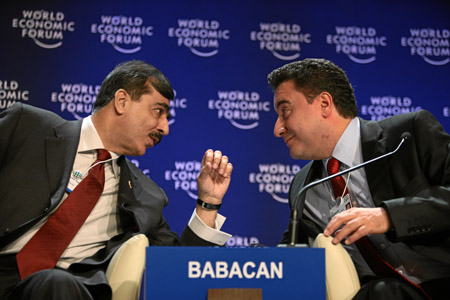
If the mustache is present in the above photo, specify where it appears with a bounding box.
[149,131,163,145]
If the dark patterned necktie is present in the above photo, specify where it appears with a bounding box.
[327,157,430,299]
[16,149,111,279]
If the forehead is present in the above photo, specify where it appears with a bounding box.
[274,80,305,108]
[139,85,170,107]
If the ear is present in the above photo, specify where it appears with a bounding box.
[317,92,333,118]
[113,89,130,115]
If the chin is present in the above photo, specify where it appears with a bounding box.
[290,149,313,161]
[289,148,303,160]
[128,147,147,157]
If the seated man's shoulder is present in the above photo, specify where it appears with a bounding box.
[9,102,65,124]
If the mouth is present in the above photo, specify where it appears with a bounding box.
[149,132,162,146]
[283,135,294,146]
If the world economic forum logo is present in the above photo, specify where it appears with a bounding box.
[401,28,450,66]
[0,80,30,111]
[11,10,75,49]
[250,22,311,61]
[249,163,300,203]
[168,90,188,126]
[91,15,153,53]
[50,83,100,119]
[326,26,387,64]
[360,96,422,121]
[208,90,271,130]
[164,160,201,199]
[168,19,230,57]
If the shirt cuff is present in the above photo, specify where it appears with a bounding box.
[188,210,231,245]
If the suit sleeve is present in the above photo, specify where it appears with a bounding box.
[381,110,450,242]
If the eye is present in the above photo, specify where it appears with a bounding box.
[153,108,163,117]
[279,106,291,119]
[154,107,172,120]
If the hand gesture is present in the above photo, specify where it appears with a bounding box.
[197,149,233,205]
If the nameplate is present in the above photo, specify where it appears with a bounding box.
[145,246,325,299]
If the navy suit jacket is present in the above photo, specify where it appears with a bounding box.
[0,103,213,298]
[280,110,450,268]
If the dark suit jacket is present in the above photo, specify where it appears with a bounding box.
[280,110,450,269]
[0,103,215,299]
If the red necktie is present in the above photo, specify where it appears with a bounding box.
[16,149,111,279]
[327,157,430,299]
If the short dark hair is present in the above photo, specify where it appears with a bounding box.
[94,60,174,112]
[267,58,358,118]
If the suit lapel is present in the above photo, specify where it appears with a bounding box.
[118,157,145,201]
[359,118,394,205]
[45,119,82,209]
[117,157,146,231]
[118,157,139,206]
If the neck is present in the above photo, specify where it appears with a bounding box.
[324,117,353,158]
[91,110,119,153]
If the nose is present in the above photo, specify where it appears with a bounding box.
[274,118,285,138]
[158,117,169,135]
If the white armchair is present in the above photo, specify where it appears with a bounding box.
[106,234,149,300]
[313,233,360,300]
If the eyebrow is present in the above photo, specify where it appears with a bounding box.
[155,102,170,113]
[275,99,290,110]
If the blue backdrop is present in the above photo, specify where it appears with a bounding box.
[1,0,449,247]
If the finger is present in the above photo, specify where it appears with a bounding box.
[217,155,229,174]
[202,149,214,167]
[224,162,233,178]
[331,219,357,244]
[333,217,368,245]
[212,150,222,169]
[343,224,370,245]
[324,212,349,237]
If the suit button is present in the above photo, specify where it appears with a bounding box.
[44,207,49,212]
[4,228,10,234]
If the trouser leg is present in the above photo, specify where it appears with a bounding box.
[9,268,94,300]
[353,278,427,300]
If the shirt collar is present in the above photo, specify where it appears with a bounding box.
[79,116,120,177]
[323,117,361,169]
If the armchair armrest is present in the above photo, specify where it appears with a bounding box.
[106,234,149,300]
[313,233,360,300]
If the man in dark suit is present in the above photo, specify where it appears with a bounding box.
[267,58,450,299]
[0,60,233,299]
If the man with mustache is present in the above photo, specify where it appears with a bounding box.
[0,60,233,299]
[268,58,450,299]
